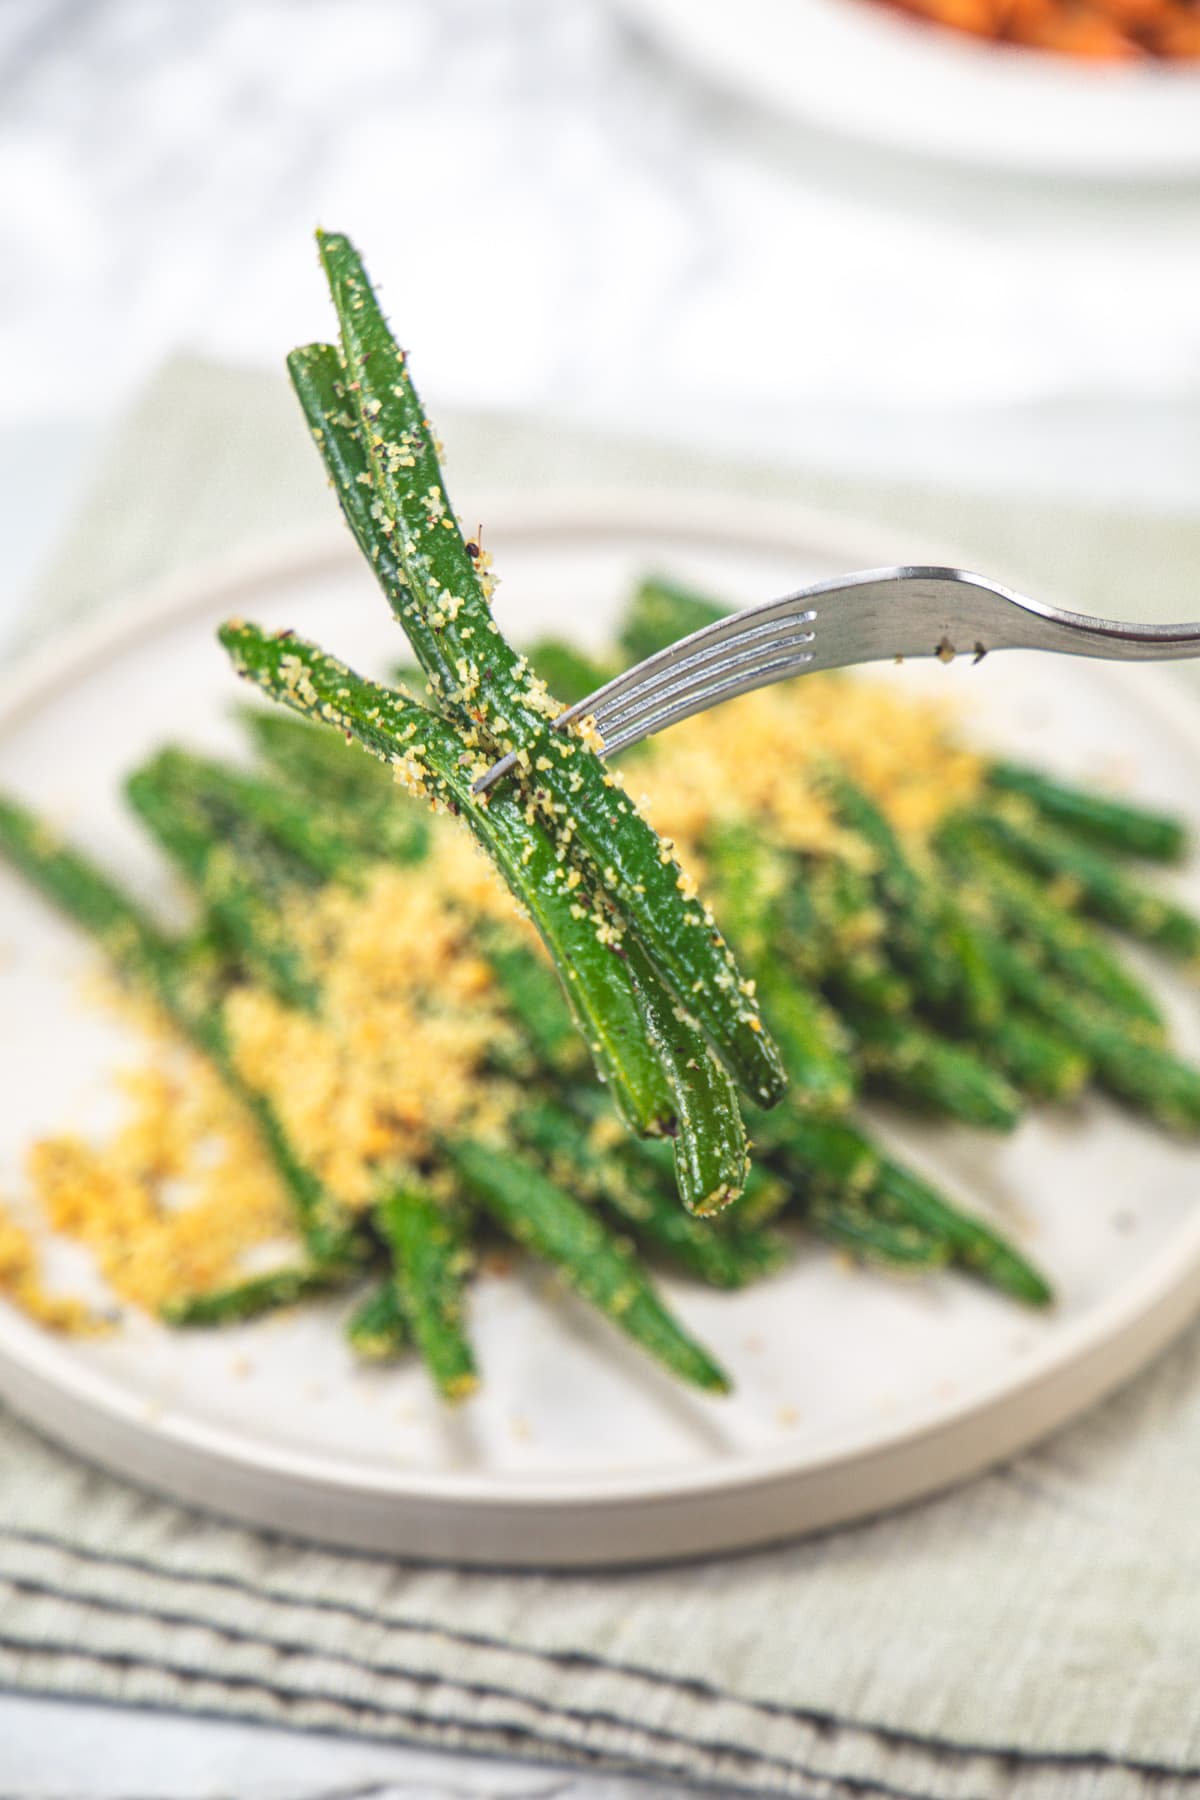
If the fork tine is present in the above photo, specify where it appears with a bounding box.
[556,592,820,734]
[591,614,817,739]
[471,605,817,794]
[594,629,817,745]
[599,645,818,757]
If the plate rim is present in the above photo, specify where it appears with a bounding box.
[5,489,1200,1558]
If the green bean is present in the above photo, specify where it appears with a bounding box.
[345,1280,412,1361]
[374,1186,477,1401]
[806,856,887,962]
[987,762,1186,862]
[220,624,678,1141]
[705,825,855,1113]
[757,972,857,1114]
[818,764,961,1007]
[627,939,748,1215]
[762,1112,881,1195]
[568,1086,790,1224]
[618,576,724,666]
[151,747,371,885]
[126,750,325,1013]
[0,792,175,973]
[242,708,431,865]
[846,1006,1022,1132]
[938,818,1164,1034]
[704,821,787,966]
[972,803,1200,966]
[212,1031,362,1265]
[311,234,531,727]
[964,915,1200,1132]
[306,237,785,1109]
[986,1010,1090,1102]
[791,849,913,1022]
[514,1100,785,1289]
[940,896,1006,1033]
[476,927,586,1076]
[870,1157,1053,1307]
[0,794,358,1266]
[773,1108,1051,1303]
[806,1198,949,1270]
[823,952,913,1019]
[446,1138,730,1393]
[287,341,462,708]
[162,1264,341,1326]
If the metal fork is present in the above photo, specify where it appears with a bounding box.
[472,565,1200,794]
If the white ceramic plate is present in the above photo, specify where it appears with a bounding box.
[3,493,1200,1568]
[614,0,1200,179]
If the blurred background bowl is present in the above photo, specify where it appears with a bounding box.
[614,0,1200,177]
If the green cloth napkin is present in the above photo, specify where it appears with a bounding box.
[5,357,1200,1798]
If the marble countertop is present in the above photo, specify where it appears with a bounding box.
[2,1,1198,1793]
[2,0,1199,507]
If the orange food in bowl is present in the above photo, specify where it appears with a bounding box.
[869,0,1200,59]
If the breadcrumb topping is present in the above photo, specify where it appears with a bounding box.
[24,1060,296,1318]
[0,1201,101,1333]
[632,672,981,873]
[225,863,518,1205]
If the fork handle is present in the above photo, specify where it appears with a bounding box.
[862,569,1200,665]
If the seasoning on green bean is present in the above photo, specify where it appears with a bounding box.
[345,1279,412,1361]
[846,1005,1022,1132]
[938,816,1164,1034]
[446,1138,730,1392]
[972,802,1200,966]
[961,911,1200,1132]
[806,1197,949,1270]
[163,1263,342,1327]
[374,1186,477,1402]
[126,750,326,1013]
[986,761,1186,863]
[870,1156,1053,1307]
[626,938,749,1215]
